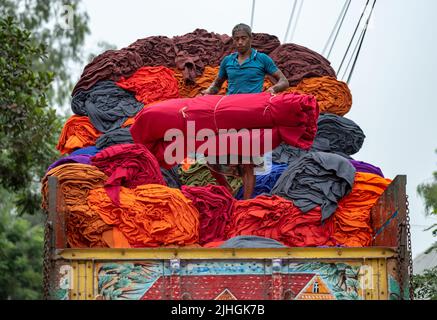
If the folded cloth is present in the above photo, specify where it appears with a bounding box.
[288,76,352,116]
[272,143,309,165]
[72,81,144,133]
[41,163,109,248]
[270,43,336,86]
[272,152,356,221]
[220,235,287,248]
[87,185,199,247]
[126,36,176,67]
[57,115,101,155]
[71,146,100,156]
[116,66,180,105]
[95,127,134,150]
[46,155,92,173]
[333,172,391,247]
[173,29,230,82]
[91,144,165,205]
[178,162,243,194]
[350,160,384,178]
[181,185,235,245]
[161,165,182,188]
[311,113,365,157]
[235,163,288,199]
[130,92,319,168]
[227,195,335,247]
[72,49,144,96]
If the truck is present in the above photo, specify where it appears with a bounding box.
[42,175,413,300]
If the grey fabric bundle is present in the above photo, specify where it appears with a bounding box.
[220,236,287,248]
[95,127,134,150]
[271,152,356,221]
[161,165,182,188]
[311,114,365,157]
[71,81,144,133]
[272,143,309,165]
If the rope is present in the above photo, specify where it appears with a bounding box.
[337,0,371,75]
[289,0,304,43]
[283,0,298,43]
[346,0,377,84]
[322,0,351,57]
[250,0,256,29]
[327,0,352,59]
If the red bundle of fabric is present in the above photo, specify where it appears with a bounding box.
[72,49,144,96]
[91,144,165,205]
[130,92,319,168]
[227,195,335,247]
[181,185,235,245]
[116,66,180,105]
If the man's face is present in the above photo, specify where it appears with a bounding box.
[233,30,252,54]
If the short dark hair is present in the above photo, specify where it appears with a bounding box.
[232,23,252,38]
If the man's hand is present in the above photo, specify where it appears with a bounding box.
[266,87,276,95]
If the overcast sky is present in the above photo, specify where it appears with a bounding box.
[79,0,437,257]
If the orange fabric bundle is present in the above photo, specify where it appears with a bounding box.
[227,195,335,247]
[116,66,180,105]
[41,163,110,248]
[333,172,392,247]
[57,115,101,155]
[287,76,352,116]
[173,66,227,98]
[87,185,199,247]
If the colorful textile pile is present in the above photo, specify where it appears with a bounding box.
[57,116,101,155]
[116,66,179,104]
[87,185,199,247]
[91,144,165,205]
[333,173,392,247]
[227,195,335,247]
[272,152,356,221]
[181,185,235,245]
[288,76,352,116]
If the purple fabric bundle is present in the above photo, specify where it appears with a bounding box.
[47,155,92,173]
[350,160,384,178]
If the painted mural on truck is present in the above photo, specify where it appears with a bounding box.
[79,260,366,300]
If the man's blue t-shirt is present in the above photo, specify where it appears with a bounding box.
[218,48,278,95]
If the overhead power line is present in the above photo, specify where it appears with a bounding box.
[327,0,352,59]
[346,0,377,84]
[337,0,371,76]
[289,0,304,43]
[250,0,256,29]
[284,0,298,43]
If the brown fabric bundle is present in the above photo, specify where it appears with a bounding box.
[56,115,101,155]
[126,36,176,67]
[72,49,144,96]
[41,163,110,248]
[288,76,352,116]
[270,43,336,86]
[173,29,230,83]
[87,185,200,247]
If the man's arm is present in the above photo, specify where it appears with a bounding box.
[267,69,289,94]
[202,76,226,95]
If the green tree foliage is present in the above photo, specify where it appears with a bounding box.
[0,0,90,107]
[0,188,44,299]
[413,266,437,300]
[0,16,62,214]
[417,149,437,251]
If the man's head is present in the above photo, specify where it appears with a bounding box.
[232,23,252,55]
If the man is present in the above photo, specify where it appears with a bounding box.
[202,23,289,200]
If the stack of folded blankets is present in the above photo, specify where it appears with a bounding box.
[42,28,391,249]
